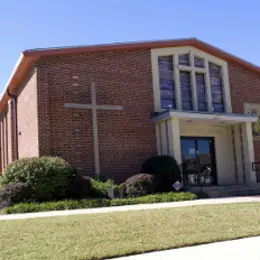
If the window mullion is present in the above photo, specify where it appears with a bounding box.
[190,52,198,111]
[178,65,192,71]
[174,54,182,110]
[205,59,212,112]
[221,65,232,113]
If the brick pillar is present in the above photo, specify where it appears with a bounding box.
[7,99,18,163]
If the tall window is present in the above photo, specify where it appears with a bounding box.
[196,73,207,111]
[179,54,190,66]
[156,50,229,113]
[209,63,224,113]
[158,56,175,109]
[180,71,193,110]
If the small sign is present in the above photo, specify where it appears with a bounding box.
[172,181,183,191]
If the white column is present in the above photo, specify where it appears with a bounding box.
[160,121,168,155]
[242,122,256,184]
[167,117,181,164]
[167,119,174,156]
[233,124,244,184]
[156,123,162,155]
[173,55,181,110]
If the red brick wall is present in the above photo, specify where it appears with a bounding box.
[16,68,39,158]
[229,62,260,161]
[37,49,157,182]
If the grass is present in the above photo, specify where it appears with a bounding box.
[1,203,260,260]
[2,192,196,214]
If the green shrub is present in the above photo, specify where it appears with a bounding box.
[69,175,92,198]
[68,175,114,199]
[0,157,75,201]
[141,155,181,192]
[0,182,31,209]
[114,183,126,198]
[2,192,197,214]
[125,174,156,197]
[90,178,114,198]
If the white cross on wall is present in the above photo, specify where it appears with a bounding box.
[64,82,123,175]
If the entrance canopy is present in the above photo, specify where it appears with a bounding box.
[152,110,258,186]
[152,110,258,124]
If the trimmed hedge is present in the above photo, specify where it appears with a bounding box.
[0,157,75,201]
[2,192,197,214]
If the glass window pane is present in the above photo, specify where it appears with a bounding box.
[181,139,196,160]
[211,89,224,103]
[197,140,211,165]
[179,54,190,66]
[158,56,175,109]
[158,56,173,71]
[196,73,207,111]
[209,63,224,112]
[197,140,210,155]
[212,104,224,113]
[198,102,207,111]
[182,101,193,111]
[209,63,221,77]
[180,71,193,110]
[161,99,175,109]
[160,79,174,90]
[159,70,172,80]
[194,56,204,68]
[160,89,174,99]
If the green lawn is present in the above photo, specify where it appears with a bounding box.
[1,203,260,260]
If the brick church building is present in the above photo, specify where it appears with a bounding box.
[1,38,260,188]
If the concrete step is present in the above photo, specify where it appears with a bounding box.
[188,184,260,198]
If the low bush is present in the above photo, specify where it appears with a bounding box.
[114,183,126,198]
[89,178,114,198]
[125,174,156,197]
[0,157,75,201]
[141,155,181,192]
[69,175,92,198]
[2,192,197,214]
[0,182,31,209]
[69,175,114,199]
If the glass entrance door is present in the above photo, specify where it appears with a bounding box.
[181,137,217,185]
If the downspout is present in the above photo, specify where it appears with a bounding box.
[6,89,18,160]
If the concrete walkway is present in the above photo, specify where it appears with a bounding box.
[112,236,260,260]
[1,196,260,221]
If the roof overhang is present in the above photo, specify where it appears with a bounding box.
[1,37,260,115]
[152,110,258,124]
[0,54,37,112]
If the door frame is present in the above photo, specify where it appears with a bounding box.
[180,136,218,185]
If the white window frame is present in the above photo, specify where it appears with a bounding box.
[151,46,232,113]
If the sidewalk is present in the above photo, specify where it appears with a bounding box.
[112,236,260,260]
[1,195,260,221]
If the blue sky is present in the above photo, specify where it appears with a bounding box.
[0,1,259,90]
